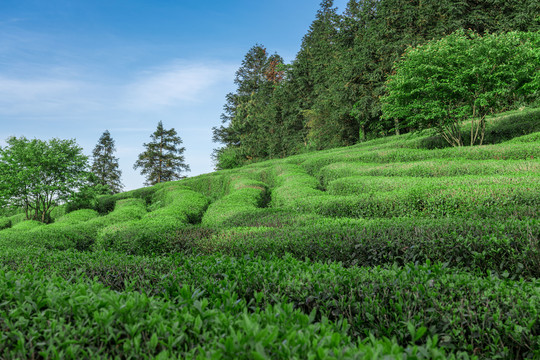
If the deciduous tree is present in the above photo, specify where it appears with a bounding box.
[0,137,88,222]
[382,30,540,146]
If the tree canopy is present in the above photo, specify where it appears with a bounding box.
[134,121,190,185]
[382,30,540,147]
[0,137,88,222]
[212,44,285,169]
[212,0,540,169]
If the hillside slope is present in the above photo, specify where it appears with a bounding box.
[0,108,539,359]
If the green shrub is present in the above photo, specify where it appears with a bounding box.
[1,199,149,253]
[194,216,540,279]
[106,198,147,222]
[1,250,536,358]
[95,216,186,255]
[318,159,540,184]
[149,186,210,223]
[93,187,210,255]
[94,195,116,215]
[6,213,26,227]
[55,209,100,224]
[0,267,468,360]
[418,108,540,149]
[202,178,269,226]
[0,217,11,230]
[11,220,44,231]
[507,131,540,143]
[112,186,157,205]
[300,142,540,177]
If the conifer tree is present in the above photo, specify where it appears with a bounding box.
[134,121,190,185]
[91,130,123,194]
[212,44,284,168]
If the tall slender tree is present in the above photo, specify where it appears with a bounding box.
[134,121,190,185]
[91,130,123,194]
[212,44,284,168]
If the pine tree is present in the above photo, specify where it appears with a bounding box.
[91,130,123,194]
[134,121,190,185]
[212,44,284,168]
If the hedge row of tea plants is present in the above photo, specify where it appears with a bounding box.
[0,108,538,359]
[1,248,538,358]
[93,187,210,256]
[201,216,540,279]
[297,142,539,177]
[0,266,472,360]
[202,177,269,227]
[268,166,538,220]
[318,160,540,185]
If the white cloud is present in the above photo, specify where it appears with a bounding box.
[0,60,235,120]
[122,61,235,110]
[0,74,105,117]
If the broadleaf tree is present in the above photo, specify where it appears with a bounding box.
[0,136,89,222]
[382,30,540,147]
[134,121,190,185]
[91,130,123,194]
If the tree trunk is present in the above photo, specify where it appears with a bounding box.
[360,125,366,142]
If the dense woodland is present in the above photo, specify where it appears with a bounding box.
[212,0,540,169]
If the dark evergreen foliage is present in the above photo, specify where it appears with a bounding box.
[134,121,190,185]
[91,130,123,194]
[212,0,540,169]
[212,44,285,168]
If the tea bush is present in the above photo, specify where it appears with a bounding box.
[0,217,11,230]
[1,250,537,358]
[318,159,540,184]
[202,178,269,227]
[0,267,470,360]
[1,106,539,359]
[55,209,99,224]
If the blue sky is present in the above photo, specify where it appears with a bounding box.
[0,0,347,190]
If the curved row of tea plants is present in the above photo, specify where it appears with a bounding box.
[1,108,539,359]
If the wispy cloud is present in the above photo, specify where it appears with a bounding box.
[0,60,235,118]
[122,61,235,110]
[0,75,100,116]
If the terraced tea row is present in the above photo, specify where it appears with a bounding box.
[1,248,537,358]
[1,110,538,359]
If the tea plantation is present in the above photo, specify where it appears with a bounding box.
[1,108,539,359]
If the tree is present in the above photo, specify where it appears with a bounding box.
[0,137,89,223]
[134,121,190,185]
[91,130,123,194]
[382,30,540,146]
[212,44,284,168]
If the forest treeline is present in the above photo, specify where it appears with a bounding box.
[212,0,540,169]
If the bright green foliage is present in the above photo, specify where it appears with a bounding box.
[0,217,11,230]
[202,178,268,227]
[95,188,209,256]
[0,267,470,360]
[91,130,123,193]
[55,209,100,224]
[11,220,44,231]
[134,121,190,185]
[0,136,89,223]
[0,249,537,358]
[382,30,540,147]
[1,108,539,359]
